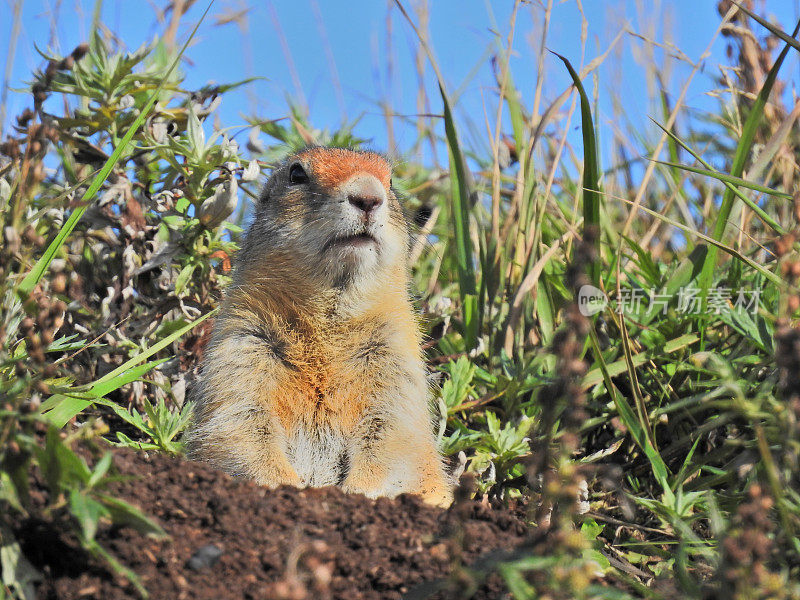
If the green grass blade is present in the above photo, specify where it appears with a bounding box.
[551,51,601,285]
[41,359,167,427]
[394,0,479,349]
[650,119,787,234]
[583,333,699,388]
[618,195,786,288]
[696,18,800,304]
[653,161,790,199]
[653,160,786,235]
[734,2,800,54]
[17,0,216,296]
[588,328,670,490]
[93,308,216,387]
[40,309,216,426]
[441,90,479,350]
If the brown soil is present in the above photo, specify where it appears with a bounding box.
[18,444,530,599]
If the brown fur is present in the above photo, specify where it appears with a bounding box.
[186,147,453,507]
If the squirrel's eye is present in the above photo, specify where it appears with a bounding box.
[288,163,309,185]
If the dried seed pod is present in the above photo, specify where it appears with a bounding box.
[32,84,47,105]
[51,273,67,294]
[16,109,34,127]
[32,162,45,183]
[3,226,20,253]
[43,125,59,142]
[21,226,41,245]
[44,61,58,80]
[19,317,35,334]
[1,137,21,159]
[71,43,89,60]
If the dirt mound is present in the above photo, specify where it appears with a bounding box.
[19,445,529,599]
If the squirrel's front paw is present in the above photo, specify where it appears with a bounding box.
[252,464,303,488]
[340,470,387,499]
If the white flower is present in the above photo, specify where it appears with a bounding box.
[150,118,168,144]
[241,159,260,182]
[221,135,239,159]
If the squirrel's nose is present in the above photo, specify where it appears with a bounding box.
[341,174,387,218]
[348,194,383,214]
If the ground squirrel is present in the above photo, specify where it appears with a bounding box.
[186,146,453,507]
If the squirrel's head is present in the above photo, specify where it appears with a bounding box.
[246,147,409,288]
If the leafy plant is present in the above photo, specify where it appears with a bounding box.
[106,396,193,455]
[23,428,167,598]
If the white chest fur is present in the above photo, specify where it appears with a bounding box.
[285,428,349,486]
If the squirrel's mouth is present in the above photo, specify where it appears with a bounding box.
[324,232,378,251]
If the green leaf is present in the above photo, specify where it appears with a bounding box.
[441,357,478,412]
[34,428,91,494]
[0,471,25,513]
[174,263,196,296]
[623,235,660,285]
[38,395,94,428]
[96,493,168,539]
[113,431,160,452]
[696,18,800,306]
[552,51,601,286]
[87,452,114,489]
[69,490,107,542]
[41,358,168,427]
[0,530,42,600]
[186,104,207,155]
[663,245,708,298]
[717,303,774,354]
[581,518,603,541]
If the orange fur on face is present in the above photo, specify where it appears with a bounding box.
[297,148,391,192]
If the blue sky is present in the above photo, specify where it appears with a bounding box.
[2,1,798,168]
